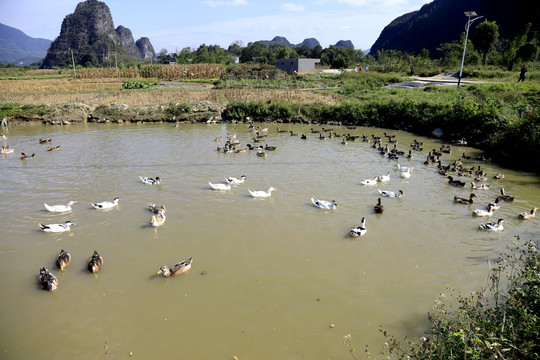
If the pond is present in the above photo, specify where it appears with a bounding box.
[1,122,538,359]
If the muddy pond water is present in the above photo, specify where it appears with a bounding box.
[0,122,538,359]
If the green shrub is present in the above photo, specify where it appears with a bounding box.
[121,79,158,89]
[365,237,540,360]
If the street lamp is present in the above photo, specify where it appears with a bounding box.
[458,11,484,86]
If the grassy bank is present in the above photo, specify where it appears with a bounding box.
[358,237,539,360]
[0,68,539,172]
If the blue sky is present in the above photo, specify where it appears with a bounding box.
[1,0,432,52]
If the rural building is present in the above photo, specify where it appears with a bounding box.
[275,58,320,74]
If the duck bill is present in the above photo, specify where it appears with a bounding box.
[157,269,163,275]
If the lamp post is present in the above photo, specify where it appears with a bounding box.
[458,11,483,86]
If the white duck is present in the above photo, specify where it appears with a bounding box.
[91,197,120,209]
[209,181,232,191]
[1,145,14,155]
[150,210,166,227]
[470,182,490,190]
[377,173,391,182]
[44,201,77,213]
[400,168,413,178]
[395,164,413,173]
[473,204,494,217]
[360,177,378,186]
[225,175,247,184]
[249,187,276,198]
[140,176,160,185]
[378,189,403,198]
[311,197,338,210]
[350,217,367,237]
[39,221,75,233]
[479,218,505,231]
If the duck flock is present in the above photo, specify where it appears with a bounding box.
[2,125,537,292]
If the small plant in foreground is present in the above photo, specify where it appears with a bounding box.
[350,237,539,359]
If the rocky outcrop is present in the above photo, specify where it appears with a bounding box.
[41,0,154,68]
[136,37,155,60]
[115,26,140,58]
[335,40,354,49]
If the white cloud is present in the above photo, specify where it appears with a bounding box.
[201,0,248,7]
[280,3,306,12]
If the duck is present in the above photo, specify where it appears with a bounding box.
[256,150,267,157]
[249,187,276,198]
[487,196,501,210]
[454,193,478,204]
[377,173,391,182]
[395,164,413,173]
[1,145,14,154]
[140,176,160,185]
[499,188,515,201]
[87,250,103,273]
[518,207,538,220]
[39,139,52,144]
[208,181,231,191]
[0,133,6,140]
[361,177,379,186]
[150,210,166,227]
[300,134,307,140]
[20,152,35,159]
[469,182,490,190]
[265,145,277,151]
[56,249,72,270]
[91,197,120,209]
[374,198,384,214]
[494,173,505,179]
[400,168,413,179]
[148,203,166,214]
[44,201,77,213]
[246,144,264,150]
[350,217,367,237]
[472,204,494,217]
[38,267,58,291]
[289,131,299,136]
[447,176,466,187]
[378,189,403,198]
[311,198,338,210]
[157,257,193,277]
[226,175,247,184]
[453,137,467,146]
[479,218,505,231]
[277,128,288,133]
[39,221,75,233]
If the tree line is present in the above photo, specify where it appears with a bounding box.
[154,21,537,71]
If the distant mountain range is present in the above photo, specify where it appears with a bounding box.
[370,0,540,56]
[0,23,52,65]
[253,36,355,49]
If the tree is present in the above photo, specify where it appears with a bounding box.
[311,45,323,59]
[472,20,499,65]
[516,43,538,63]
[321,45,354,68]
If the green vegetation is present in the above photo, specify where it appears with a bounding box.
[0,102,50,119]
[355,237,539,360]
[121,79,158,89]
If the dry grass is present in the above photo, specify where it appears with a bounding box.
[76,64,226,80]
[0,75,340,107]
[0,79,123,92]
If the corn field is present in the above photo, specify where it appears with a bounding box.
[77,64,226,80]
